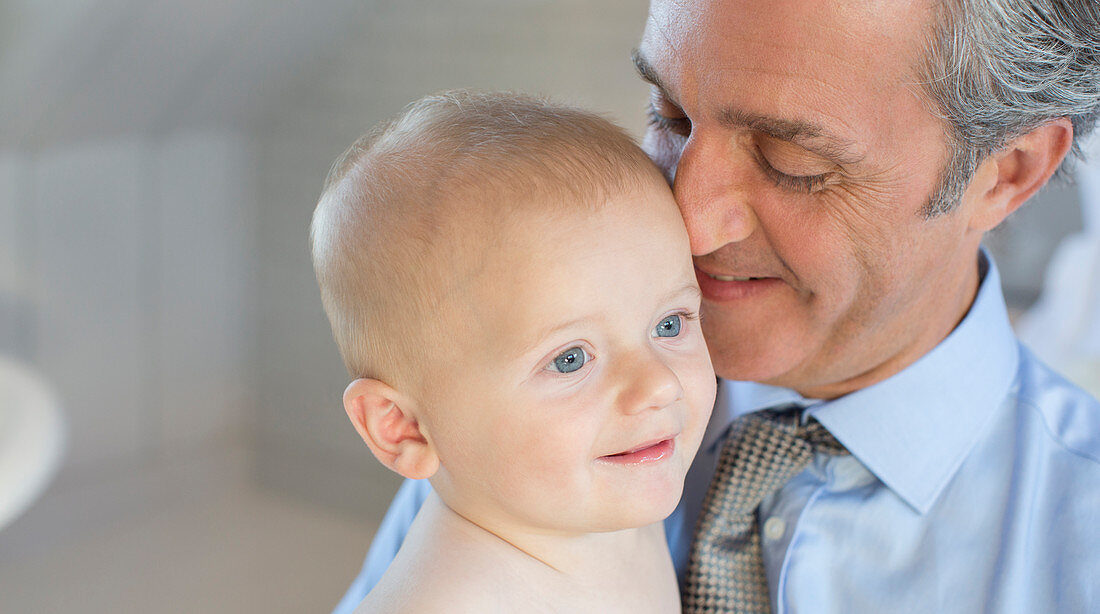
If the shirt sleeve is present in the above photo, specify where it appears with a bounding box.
[331,478,433,614]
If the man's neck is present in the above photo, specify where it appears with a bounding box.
[786,250,984,401]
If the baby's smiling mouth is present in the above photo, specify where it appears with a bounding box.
[599,437,676,465]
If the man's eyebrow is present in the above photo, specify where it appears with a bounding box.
[632,49,665,91]
[632,49,682,108]
[633,49,691,128]
[721,110,865,166]
[633,49,864,167]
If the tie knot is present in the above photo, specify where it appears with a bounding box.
[756,406,847,457]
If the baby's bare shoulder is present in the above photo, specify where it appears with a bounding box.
[353,561,547,614]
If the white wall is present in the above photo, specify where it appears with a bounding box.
[986,180,1084,307]
[0,131,256,552]
[154,133,256,453]
[0,151,33,358]
[31,138,150,468]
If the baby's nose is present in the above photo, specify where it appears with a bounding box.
[617,352,683,415]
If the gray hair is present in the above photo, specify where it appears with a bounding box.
[920,0,1100,216]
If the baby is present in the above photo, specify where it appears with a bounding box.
[310,90,716,613]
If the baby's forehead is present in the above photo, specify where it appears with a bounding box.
[418,187,594,281]
[425,177,676,297]
[425,173,669,262]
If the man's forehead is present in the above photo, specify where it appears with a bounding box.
[638,0,935,162]
[633,50,867,166]
[639,0,930,86]
[644,0,927,35]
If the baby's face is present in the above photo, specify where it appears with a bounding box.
[417,180,715,536]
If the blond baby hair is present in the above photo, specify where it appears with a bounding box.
[310,90,662,384]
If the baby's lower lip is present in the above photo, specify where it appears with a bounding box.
[599,439,675,465]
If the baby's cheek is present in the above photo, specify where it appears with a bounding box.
[681,367,716,452]
[517,428,587,492]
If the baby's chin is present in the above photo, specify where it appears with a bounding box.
[580,480,688,533]
[547,509,674,536]
[442,464,690,536]
[500,491,686,537]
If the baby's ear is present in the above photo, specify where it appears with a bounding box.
[343,378,439,480]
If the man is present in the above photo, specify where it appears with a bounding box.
[335,0,1100,612]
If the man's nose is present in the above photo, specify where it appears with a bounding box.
[615,351,683,415]
[673,132,759,256]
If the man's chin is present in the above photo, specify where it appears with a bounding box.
[706,332,806,385]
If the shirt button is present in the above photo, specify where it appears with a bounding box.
[763,517,786,541]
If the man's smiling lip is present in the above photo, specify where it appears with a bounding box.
[694,265,785,302]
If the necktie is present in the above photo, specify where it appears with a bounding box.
[682,407,847,613]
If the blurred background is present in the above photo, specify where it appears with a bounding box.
[0,1,1095,612]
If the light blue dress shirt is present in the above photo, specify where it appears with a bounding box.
[334,253,1100,614]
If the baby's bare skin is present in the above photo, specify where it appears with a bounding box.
[357,493,680,614]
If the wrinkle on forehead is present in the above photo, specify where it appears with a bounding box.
[642,0,931,97]
[643,0,943,169]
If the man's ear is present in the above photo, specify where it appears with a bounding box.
[966,118,1073,232]
[343,378,439,480]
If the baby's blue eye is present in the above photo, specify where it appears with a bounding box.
[655,315,682,338]
[552,347,587,373]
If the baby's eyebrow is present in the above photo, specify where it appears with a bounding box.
[661,281,702,306]
[521,283,701,358]
[523,315,593,359]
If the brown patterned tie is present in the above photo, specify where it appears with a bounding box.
[682,407,847,614]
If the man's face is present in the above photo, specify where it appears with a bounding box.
[417,182,715,536]
[637,0,986,398]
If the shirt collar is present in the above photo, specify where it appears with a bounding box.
[704,249,1020,514]
[702,380,804,452]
